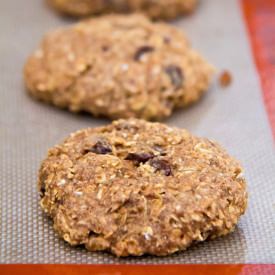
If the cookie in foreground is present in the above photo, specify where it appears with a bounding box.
[38,119,247,257]
[48,0,198,20]
[24,14,214,121]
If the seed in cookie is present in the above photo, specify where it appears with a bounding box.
[48,0,198,20]
[152,145,167,156]
[38,119,247,257]
[24,14,214,120]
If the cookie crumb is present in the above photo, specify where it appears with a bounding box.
[219,70,232,87]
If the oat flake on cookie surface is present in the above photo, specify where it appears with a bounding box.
[39,119,247,257]
[24,14,214,120]
[48,0,198,20]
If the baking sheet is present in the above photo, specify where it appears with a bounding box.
[0,0,275,264]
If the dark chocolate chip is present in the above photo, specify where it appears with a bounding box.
[125,152,154,164]
[149,158,172,176]
[89,140,112,155]
[40,186,45,198]
[165,65,184,90]
[134,46,154,61]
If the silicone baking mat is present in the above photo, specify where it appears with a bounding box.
[0,0,275,264]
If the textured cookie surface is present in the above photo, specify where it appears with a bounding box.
[48,0,197,19]
[39,119,247,257]
[24,14,213,120]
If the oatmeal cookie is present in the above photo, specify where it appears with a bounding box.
[39,119,247,257]
[48,0,198,20]
[24,14,213,121]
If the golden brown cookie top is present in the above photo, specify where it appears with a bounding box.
[24,14,213,120]
[39,119,247,256]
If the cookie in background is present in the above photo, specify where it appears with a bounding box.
[24,14,214,120]
[48,0,198,20]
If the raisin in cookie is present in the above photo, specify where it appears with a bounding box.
[39,119,247,257]
[24,14,213,120]
[48,0,197,20]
